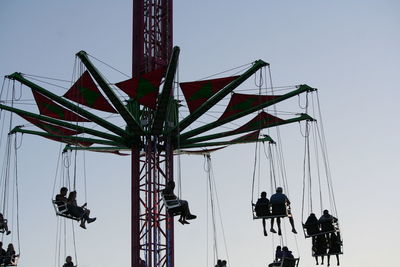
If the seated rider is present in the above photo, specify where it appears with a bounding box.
[0,213,11,235]
[4,243,18,266]
[63,256,75,267]
[55,187,69,213]
[0,242,6,265]
[162,181,197,225]
[67,191,96,229]
[268,246,283,267]
[282,246,294,259]
[304,213,320,236]
[269,187,297,235]
[319,209,338,233]
[254,191,270,236]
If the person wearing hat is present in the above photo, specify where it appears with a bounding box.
[269,187,297,235]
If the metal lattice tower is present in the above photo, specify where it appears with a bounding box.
[132,1,174,267]
[0,1,316,267]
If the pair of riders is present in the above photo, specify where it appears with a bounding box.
[162,181,196,225]
[268,246,295,267]
[0,242,18,266]
[254,187,297,236]
[55,187,96,229]
[304,210,341,266]
[304,210,339,237]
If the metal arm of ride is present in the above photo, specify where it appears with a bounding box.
[181,113,314,145]
[76,51,144,136]
[171,60,269,134]
[10,127,120,146]
[180,84,317,141]
[151,46,180,134]
[0,103,126,145]
[179,135,274,149]
[62,146,131,152]
[5,72,132,140]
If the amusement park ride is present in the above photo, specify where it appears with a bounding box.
[0,1,342,267]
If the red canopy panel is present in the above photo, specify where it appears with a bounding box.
[231,112,284,134]
[32,91,89,122]
[231,130,260,143]
[20,114,81,136]
[180,76,239,113]
[115,67,165,109]
[219,93,281,121]
[64,71,117,113]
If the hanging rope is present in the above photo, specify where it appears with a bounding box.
[267,66,290,197]
[204,155,230,265]
[314,92,338,217]
[13,133,21,254]
[251,141,259,206]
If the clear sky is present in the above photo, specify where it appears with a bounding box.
[0,1,399,267]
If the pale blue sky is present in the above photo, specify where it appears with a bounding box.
[0,1,399,267]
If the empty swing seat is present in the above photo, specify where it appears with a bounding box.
[52,200,81,221]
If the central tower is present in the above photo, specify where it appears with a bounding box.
[132,1,174,267]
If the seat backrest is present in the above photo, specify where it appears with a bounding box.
[53,200,68,213]
[281,258,298,267]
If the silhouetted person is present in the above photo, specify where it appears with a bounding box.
[327,233,341,266]
[162,181,196,225]
[254,191,270,236]
[282,247,296,267]
[63,256,75,267]
[0,242,6,265]
[0,213,11,235]
[304,213,320,236]
[4,243,17,266]
[268,246,284,267]
[55,187,70,215]
[221,260,227,267]
[269,187,297,235]
[319,210,337,233]
[282,246,294,259]
[313,234,328,265]
[67,191,96,229]
[304,212,320,245]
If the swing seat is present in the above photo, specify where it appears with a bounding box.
[270,258,299,267]
[302,221,340,238]
[162,195,183,216]
[313,252,343,257]
[1,255,19,266]
[0,219,8,234]
[52,200,81,221]
[279,257,299,267]
[253,203,291,220]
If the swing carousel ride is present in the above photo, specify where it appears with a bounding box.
[0,0,342,267]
